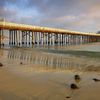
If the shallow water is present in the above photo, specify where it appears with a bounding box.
[0,43,100,100]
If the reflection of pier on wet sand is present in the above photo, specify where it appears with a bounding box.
[7,48,85,71]
[6,48,100,72]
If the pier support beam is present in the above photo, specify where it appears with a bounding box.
[0,29,4,46]
[0,29,1,45]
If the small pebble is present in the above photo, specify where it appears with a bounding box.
[0,63,3,67]
[74,75,80,80]
[70,83,79,89]
[66,96,71,98]
[93,78,100,82]
[20,62,23,65]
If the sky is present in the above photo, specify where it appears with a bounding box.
[0,0,100,32]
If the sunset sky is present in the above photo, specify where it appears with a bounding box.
[0,0,100,32]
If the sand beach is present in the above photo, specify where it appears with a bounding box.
[0,43,100,100]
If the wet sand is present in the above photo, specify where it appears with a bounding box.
[0,44,100,100]
[0,65,100,100]
[55,42,100,52]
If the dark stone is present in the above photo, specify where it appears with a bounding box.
[93,78,100,82]
[74,75,81,80]
[20,62,23,65]
[0,63,3,67]
[66,96,71,98]
[70,83,79,89]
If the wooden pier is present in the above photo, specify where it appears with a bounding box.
[0,21,100,47]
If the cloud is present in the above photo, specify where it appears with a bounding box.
[0,0,100,32]
[0,7,17,20]
[70,3,100,31]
